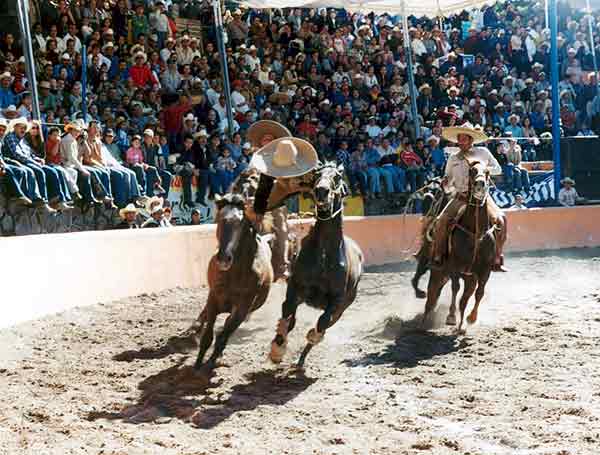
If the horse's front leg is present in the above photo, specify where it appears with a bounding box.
[467,270,491,325]
[297,299,339,368]
[205,305,248,369]
[411,254,429,299]
[457,276,477,335]
[446,275,460,326]
[269,283,300,364]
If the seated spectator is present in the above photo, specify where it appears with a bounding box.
[142,204,169,228]
[0,118,32,207]
[190,208,202,225]
[349,143,369,197]
[498,135,531,194]
[558,177,580,207]
[125,134,166,198]
[511,194,528,210]
[81,121,117,209]
[142,129,171,198]
[214,147,237,195]
[426,136,446,176]
[116,204,140,229]
[399,141,425,192]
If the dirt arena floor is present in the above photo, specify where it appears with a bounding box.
[1,248,600,455]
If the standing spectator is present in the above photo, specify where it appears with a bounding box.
[0,72,17,110]
[102,129,144,207]
[214,148,237,195]
[498,136,531,193]
[349,143,369,197]
[228,9,249,47]
[558,177,580,207]
[142,129,172,198]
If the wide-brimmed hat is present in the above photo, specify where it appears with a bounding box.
[561,177,575,186]
[8,117,30,133]
[64,119,86,132]
[268,92,292,105]
[133,51,147,63]
[145,196,164,213]
[246,120,291,148]
[250,137,318,178]
[442,122,489,144]
[119,203,139,219]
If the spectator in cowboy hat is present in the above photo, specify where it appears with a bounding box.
[60,119,101,206]
[116,203,140,229]
[142,128,172,198]
[189,207,202,225]
[0,105,19,122]
[3,118,65,213]
[558,177,581,207]
[125,134,166,199]
[0,118,33,207]
[141,201,169,228]
[0,72,17,110]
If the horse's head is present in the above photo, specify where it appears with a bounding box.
[214,193,247,271]
[230,168,261,201]
[468,160,490,202]
[313,162,348,219]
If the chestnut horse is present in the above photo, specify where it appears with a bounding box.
[422,161,498,333]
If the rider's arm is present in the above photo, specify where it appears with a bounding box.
[254,174,275,215]
[485,149,503,176]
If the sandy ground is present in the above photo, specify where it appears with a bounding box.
[1,248,600,455]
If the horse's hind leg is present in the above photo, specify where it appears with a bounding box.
[269,284,300,364]
[446,275,461,326]
[205,306,248,369]
[467,270,491,325]
[457,276,477,335]
[422,270,448,329]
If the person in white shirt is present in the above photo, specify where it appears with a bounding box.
[511,194,528,210]
[366,117,382,138]
[63,23,83,54]
[230,83,249,114]
[244,46,261,72]
[558,177,580,207]
[432,123,508,272]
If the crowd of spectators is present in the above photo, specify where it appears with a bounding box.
[0,0,597,222]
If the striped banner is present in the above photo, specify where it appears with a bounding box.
[490,172,556,209]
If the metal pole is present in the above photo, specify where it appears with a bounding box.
[586,0,598,80]
[82,45,87,121]
[402,1,420,139]
[213,0,235,138]
[549,0,561,198]
[17,0,41,121]
[544,0,549,31]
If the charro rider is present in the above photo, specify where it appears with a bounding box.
[431,123,508,272]
[245,120,319,279]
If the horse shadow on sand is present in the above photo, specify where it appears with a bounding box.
[87,358,316,429]
[343,312,470,370]
[111,326,266,362]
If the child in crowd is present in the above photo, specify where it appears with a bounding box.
[214,148,237,195]
[45,127,63,165]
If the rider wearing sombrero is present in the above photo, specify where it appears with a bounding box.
[432,123,508,272]
[245,120,319,279]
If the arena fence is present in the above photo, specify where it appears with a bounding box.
[2,206,600,329]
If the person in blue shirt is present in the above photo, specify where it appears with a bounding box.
[53,53,75,82]
[504,114,524,138]
[0,72,17,110]
[427,135,446,177]
[0,119,33,207]
[364,138,384,198]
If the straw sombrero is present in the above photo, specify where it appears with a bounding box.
[441,122,489,145]
[119,203,139,219]
[64,119,87,133]
[8,117,30,133]
[246,120,291,148]
[560,177,575,186]
[250,137,318,178]
[268,92,292,105]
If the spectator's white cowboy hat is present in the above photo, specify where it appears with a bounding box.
[102,42,115,52]
[145,196,164,213]
[64,119,87,133]
[61,53,71,60]
[2,104,18,116]
[540,132,553,140]
[0,118,8,128]
[442,123,489,144]
[0,71,13,82]
[250,137,318,178]
[183,113,196,123]
[39,81,51,89]
[133,51,147,63]
[247,120,291,148]
[119,203,139,219]
[508,113,520,122]
[7,117,30,133]
[143,129,155,138]
[561,177,575,186]
[426,135,440,146]
[193,129,208,139]
[419,83,431,92]
[447,86,460,94]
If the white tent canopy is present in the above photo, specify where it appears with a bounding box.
[241,0,495,18]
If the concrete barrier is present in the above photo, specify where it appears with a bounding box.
[3,206,600,328]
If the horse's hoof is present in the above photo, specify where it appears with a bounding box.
[467,313,477,325]
[306,328,323,345]
[269,340,287,364]
[415,289,427,299]
[446,313,457,326]
[455,327,466,336]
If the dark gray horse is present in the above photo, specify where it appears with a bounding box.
[193,192,273,372]
[268,163,364,368]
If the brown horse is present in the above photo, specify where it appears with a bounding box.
[269,163,364,368]
[422,161,498,333]
[192,192,273,371]
[230,168,298,281]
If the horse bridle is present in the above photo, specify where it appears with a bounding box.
[314,167,348,221]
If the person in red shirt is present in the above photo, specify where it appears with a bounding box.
[400,143,425,193]
[128,51,158,89]
[160,94,192,149]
